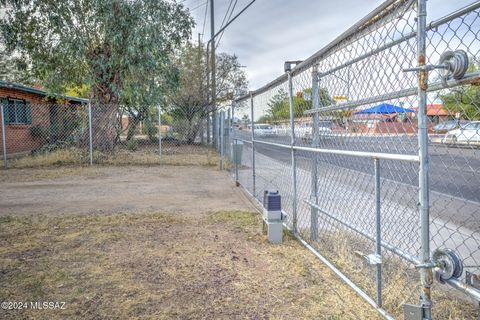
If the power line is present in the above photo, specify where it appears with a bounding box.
[189,1,207,12]
[201,0,209,42]
[219,0,234,32]
[209,0,256,43]
[216,0,237,49]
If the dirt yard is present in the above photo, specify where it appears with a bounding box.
[0,166,381,319]
[0,166,250,216]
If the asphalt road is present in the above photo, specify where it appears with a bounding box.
[235,133,480,203]
[234,138,480,287]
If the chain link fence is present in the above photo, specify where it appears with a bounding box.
[1,0,480,318]
[0,102,221,168]
[231,0,480,319]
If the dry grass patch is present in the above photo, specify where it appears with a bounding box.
[0,210,382,320]
[306,229,478,319]
[7,144,218,169]
[0,166,104,183]
[8,148,89,168]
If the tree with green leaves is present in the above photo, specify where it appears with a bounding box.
[0,47,34,85]
[441,87,480,120]
[1,0,194,150]
[265,87,332,122]
[167,42,247,144]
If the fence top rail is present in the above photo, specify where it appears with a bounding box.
[233,137,420,162]
[294,145,420,162]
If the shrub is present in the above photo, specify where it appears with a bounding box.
[126,139,138,151]
[33,141,74,155]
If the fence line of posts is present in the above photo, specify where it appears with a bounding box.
[1,1,480,318]
[227,0,480,319]
[0,101,235,168]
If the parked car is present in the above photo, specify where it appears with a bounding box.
[444,121,480,144]
[432,119,468,134]
[253,124,276,137]
[302,121,333,142]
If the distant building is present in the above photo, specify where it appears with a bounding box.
[0,81,88,156]
[425,103,451,124]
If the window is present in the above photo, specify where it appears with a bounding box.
[1,98,32,124]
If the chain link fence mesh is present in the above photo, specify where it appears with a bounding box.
[232,1,480,318]
[0,103,218,168]
[1,0,480,318]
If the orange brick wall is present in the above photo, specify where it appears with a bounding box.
[0,87,74,156]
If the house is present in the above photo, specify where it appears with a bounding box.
[425,103,452,124]
[0,81,88,156]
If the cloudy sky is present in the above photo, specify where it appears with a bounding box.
[182,0,476,90]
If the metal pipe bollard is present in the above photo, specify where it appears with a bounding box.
[262,190,285,244]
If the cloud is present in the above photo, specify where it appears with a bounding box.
[187,0,476,90]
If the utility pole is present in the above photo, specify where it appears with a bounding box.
[210,0,217,145]
[205,0,255,145]
[198,33,203,99]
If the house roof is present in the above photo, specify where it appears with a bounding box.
[411,104,451,117]
[426,104,450,116]
[0,80,89,104]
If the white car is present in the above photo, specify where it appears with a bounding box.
[302,121,333,142]
[253,124,276,137]
[444,121,480,144]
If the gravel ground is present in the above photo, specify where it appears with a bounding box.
[0,166,254,216]
[0,165,383,319]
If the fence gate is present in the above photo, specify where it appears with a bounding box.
[230,0,480,318]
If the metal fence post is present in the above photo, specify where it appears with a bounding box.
[227,107,231,161]
[219,111,221,152]
[207,114,211,144]
[213,111,217,147]
[216,112,221,152]
[310,64,320,241]
[234,138,239,183]
[374,158,382,307]
[220,110,225,170]
[201,116,205,145]
[250,92,256,198]
[287,71,298,234]
[416,0,432,318]
[88,102,93,166]
[232,102,239,183]
[158,104,162,162]
[1,104,7,169]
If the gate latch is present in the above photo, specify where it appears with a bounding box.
[354,251,382,266]
[403,49,469,87]
[466,271,480,290]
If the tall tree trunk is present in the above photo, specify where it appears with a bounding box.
[82,85,119,152]
[187,116,198,144]
[126,116,140,142]
[90,103,118,151]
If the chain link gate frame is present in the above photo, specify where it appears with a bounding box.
[230,0,480,318]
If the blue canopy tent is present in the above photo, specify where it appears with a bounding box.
[354,103,416,114]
